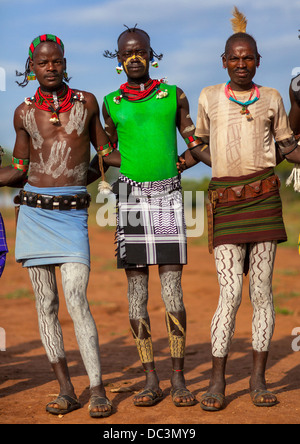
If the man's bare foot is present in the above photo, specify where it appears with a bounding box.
[46,393,81,415]
[170,370,196,406]
[133,369,163,406]
[250,375,277,407]
[200,356,227,411]
[250,351,277,407]
[200,380,226,411]
[89,383,113,417]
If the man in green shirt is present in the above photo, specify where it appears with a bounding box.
[101,26,210,407]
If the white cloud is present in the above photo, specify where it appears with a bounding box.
[32,0,300,27]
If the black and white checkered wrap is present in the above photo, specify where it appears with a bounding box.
[114,175,187,268]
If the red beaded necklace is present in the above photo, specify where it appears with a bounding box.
[34,83,74,123]
[120,79,161,101]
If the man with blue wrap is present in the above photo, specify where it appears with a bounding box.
[0,34,119,418]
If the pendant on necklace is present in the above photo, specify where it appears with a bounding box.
[240,106,253,121]
[225,81,259,122]
[49,112,59,124]
[52,91,59,109]
[140,84,145,92]
[50,92,60,123]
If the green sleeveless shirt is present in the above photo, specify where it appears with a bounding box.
[104,83,178,182]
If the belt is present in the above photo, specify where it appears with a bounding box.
[17,190,91,210]
[208,174,280,209]
[206,173,280,254]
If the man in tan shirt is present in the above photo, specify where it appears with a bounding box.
[196,83,295,177]
[179,11,300,412]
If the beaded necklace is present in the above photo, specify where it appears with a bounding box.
[120,78,161,101]
[34,83,74,123]
[225,81,260,121]
[114,78,169,104]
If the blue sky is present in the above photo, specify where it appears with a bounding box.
[1,0,300,179]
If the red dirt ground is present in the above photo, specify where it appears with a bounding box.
[0,213,300,425]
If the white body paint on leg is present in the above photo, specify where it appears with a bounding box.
[211,244,245,358]
[127,270,185,319]
[159,270,185,313]
[28,265,65,363]
[127,273,149,320]
[28,263,102,388]
[211,242,277,358]
[249,241,276,352]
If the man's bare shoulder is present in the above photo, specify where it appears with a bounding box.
[175,86,189,102]
[71,88,99,114]
[72,89,97,103]
[15,101,28,114]
[13,101,28,126]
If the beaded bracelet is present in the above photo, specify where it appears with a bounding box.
[184,135,208,151]
[12,156,29,172]
[96,142,115,157]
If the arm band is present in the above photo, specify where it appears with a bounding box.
[96,142,116,157]
[279,137,300,157]
[184,135,208,151]
[12,156,29,172]
[282,143,299,157]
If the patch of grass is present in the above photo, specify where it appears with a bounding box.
[1,288,34,300]
[89,300,111,306]
[274,307,294,316]
[274,291,300,301]
[273,291,300,316]
[100,259,117,271]
[276,269,300,276]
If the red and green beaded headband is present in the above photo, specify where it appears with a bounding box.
[29,34,64,60]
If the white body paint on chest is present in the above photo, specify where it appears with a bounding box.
[65,101,88,136]
[30,140,87,182]
[21,108,44,150]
